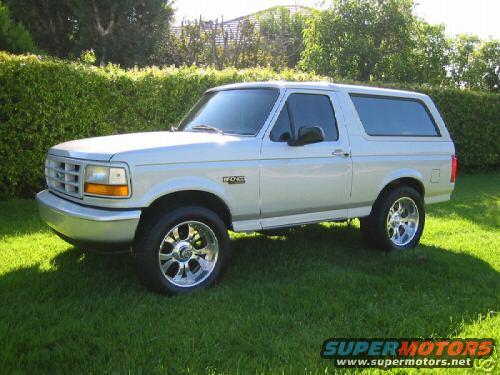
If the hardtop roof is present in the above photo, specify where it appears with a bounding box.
[209,81,427,99]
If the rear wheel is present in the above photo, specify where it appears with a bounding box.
[360,186,425,251]
[133,206,230,294]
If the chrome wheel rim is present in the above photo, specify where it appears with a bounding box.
[386,197,419,247]
[158,221,219,288]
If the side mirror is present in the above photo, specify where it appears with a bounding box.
[287,126,325,147]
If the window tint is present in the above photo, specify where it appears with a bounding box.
[270,93,338,142]
[288,94,338,141]
[270,105,292,141]
[350,95,439,137]
[179,89,279,135]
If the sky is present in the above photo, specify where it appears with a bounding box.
[173,0,500,39]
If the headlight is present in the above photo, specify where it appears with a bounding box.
[84,165,129,197]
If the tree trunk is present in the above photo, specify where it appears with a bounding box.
[92,0,116,66]
[358,58,373,81]
[99,45,106,67]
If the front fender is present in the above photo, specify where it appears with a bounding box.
[137,176,233,212]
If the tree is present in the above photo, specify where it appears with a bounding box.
[408,22,450,85]
[6,0,174,67]
[72,0,174,67]
[160,6,311,69]
[162,18,208,66]
[476,39,500,92]
[159,17,252,68]
[301,0,416,81]
[0,1,37,53]
[448,34,481,89]
[376,21,450,85]
[5,0,76,57]
[449,35,499,91]
[257,7,309,68]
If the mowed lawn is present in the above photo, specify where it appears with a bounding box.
[0,174,498,374]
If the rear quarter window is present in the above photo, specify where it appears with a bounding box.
[350,94,440,137]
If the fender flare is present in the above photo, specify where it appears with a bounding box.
[376,168,425,200]
[138,176,234,214]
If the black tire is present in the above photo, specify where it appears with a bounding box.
[360,186,425,251]
[133,205,231,295]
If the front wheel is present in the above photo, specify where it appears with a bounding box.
[361,186,425,251]
[133,206,230,295]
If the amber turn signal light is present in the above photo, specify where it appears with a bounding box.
[84,183,129,197]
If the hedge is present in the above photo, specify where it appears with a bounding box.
[0,52,498,198]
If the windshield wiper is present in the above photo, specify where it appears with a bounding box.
[191,124,224,134]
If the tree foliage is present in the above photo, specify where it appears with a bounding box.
[375,21,450,85]
[5,0,174,66]
[0,1,36,53]
[300,0,499,90]
[449,35,500,92]
[2,0,499,91]
[161,17,261,68]
[257,7,308,68]
[72,0,174,67]
[301,0,418,81]
[5,0,76,57]
[162,6,309,69]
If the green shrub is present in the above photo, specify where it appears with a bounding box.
[0,52,498,198]
[420,87,499,172]
[0,2,37,54]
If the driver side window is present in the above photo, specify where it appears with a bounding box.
[270,105,292,142]
[270,93,338,142]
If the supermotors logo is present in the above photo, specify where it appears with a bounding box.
[321,338,496,369]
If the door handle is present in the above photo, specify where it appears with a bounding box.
[332,149,351,157]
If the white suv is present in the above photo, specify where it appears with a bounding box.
[37,82,457,294]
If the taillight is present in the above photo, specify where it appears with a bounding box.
[451,155,458,182]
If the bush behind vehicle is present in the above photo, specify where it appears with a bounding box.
[0,52,498,198]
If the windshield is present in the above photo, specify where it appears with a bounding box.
[179,88,279,135]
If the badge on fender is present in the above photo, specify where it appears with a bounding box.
[223,176,245,184]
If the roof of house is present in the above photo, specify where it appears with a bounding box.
[217,5,313,26]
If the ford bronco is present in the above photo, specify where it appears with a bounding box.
[37,82,457,294]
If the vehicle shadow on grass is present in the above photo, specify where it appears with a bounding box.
[1,224,498,334]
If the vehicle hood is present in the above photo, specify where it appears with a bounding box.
[48,131,248,162]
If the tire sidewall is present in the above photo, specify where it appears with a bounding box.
[134,206,230,295]
[376,187,425,251]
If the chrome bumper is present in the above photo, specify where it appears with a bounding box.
[36,190,141,244]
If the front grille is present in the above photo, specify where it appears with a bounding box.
[45,156,83,198]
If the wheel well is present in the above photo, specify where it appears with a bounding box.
[141,190,232,229]
[377,177,425,203]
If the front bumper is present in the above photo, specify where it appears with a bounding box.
[36,190,141,244]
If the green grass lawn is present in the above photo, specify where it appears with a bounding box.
[0,174,499,374]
